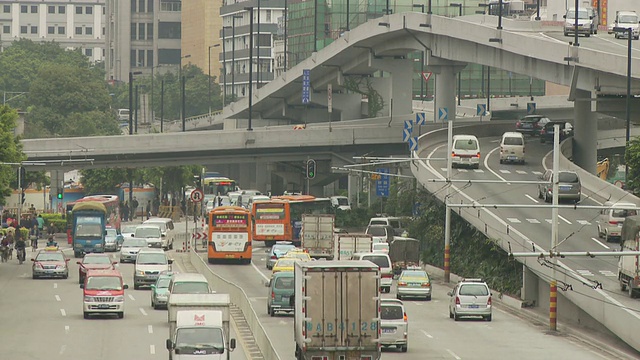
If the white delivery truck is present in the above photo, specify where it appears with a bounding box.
[293,260,381,360]
[168,294,231,341]
[166,310,236,360]
[619,215,640,298]
[334,233,373,260]
[301,214,335,259]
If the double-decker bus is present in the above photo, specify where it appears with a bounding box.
[202,177,239,204]
[252,195,333,246]
[207,206,252,264]
[66,195,121,244]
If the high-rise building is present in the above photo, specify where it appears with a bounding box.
[0,0,105,61]
[105,0,182,82]
[181,0,223,83]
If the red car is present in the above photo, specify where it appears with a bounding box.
[77,253,117,284]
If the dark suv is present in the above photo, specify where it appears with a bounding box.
[515,115,550,136]
[540,121,574,143]
[538,170,581,203]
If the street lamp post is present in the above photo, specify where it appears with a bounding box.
[313,0,318,52]
[208,44,220,116]
[180,54,191,132]
[245,6,254,131]
[232,15,242,100]
[257,0,261,88]
[451,3,463,105]
[222,26,231,106]
[160,79,165,133]
[428,0,432,14]
[573,0,579,47]
[134,84,139,133]
[614,26,632,183]
[498,0,503,30]
[128,71,142,135]
[284,0,288,71]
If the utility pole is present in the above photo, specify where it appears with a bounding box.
[550,123,560,331]
[444,115,453,283]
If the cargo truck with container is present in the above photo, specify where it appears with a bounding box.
[293,260,381,360]
[619,215,640,298]
[301,214,335,259]
[389,237,421,276]
[168,293,230,340]
[166,310,236,360]
[334,234,373,260]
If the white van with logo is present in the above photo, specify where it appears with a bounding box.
[598,201,638,242]
[143,218,175,250]
[499,132,525,164]
[451,135,480,169]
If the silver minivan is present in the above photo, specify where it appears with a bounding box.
[538,170,581,203]
[143,218,175,250]
[380,299,408,352]
[134,249,173,290]
[499,132,525,164]
[598,201,638,242]
[351,252,393,293]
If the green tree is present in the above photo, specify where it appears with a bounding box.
[0,106,25,204]
[625,138,640,194]
[81,168,129,195]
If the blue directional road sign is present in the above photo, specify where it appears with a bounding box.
[404,120,413,130]
[527,102,536,115]
[403,128,412,142]
[438,107,448,121]
[477,104,487,116]
[376,168,390,197]
[409,137,418,152]
[302,69,310,104]
[415,112,426,125]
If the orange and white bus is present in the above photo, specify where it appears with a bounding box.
[252,195,333,246]
[207,206,252,264]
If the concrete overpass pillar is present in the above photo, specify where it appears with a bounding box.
[521,265,539,307]
[427,56,466,122]
[239,164,256,190]
[573,89,597,175]
[255,162,270,193]
[370,58,414,116]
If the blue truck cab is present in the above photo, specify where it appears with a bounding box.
[72,201,107,258]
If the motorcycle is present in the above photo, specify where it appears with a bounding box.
[16,247,25,264]
[0,246,8,263]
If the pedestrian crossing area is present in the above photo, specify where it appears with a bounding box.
[576,269,617,278]
[503,217,593,226]
[441,168,543,176]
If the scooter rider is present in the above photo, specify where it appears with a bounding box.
[46,236,58,248]
[14,237,26,263]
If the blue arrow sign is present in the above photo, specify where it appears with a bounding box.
[404,120,413,130]
[415,112,426,126]
[477,104,487,116]
[409,137,418,152]
[403,128,412,142]
[438,107,448,121]
[527,102,536,115]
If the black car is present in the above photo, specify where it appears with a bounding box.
[515,115,551,136]
[540,121,574,143]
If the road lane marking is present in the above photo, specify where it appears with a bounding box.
[279,320,288,325]
[446,349,461,360]
[532,171,543,175]
[440,167,447,172]
[600,270,617,277]
[420,329,433,339]
[516,170,527,175]
[59,345,67,355]
[148,325,153,334]
[525,194,539,203]
[499,169,511,174]
[64,325,70,334]
[60,309,66,317]
[591,238,610,249]
[577,269,594,276]
[128,294,136,301]
[150,345,156,355]
[484,147,510,183]
[53,283,58,289]
[526,219,540,224]
[139,308,148,316]
[55,295,61,302]
[251,262,270,282]
[577,220,592,225]
[558,215,572,224]
[507,218,521,223]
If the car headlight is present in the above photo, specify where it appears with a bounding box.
[136,270,145,276]
[157,294,168,300]
[56,265,65,269]
[84,296,95,302]
[113,295,124,302]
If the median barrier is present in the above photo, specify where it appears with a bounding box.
[188,250,280,360]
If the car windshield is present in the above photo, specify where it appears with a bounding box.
[613,209,637,218]
[567,10,589,19]
[285,252,309,260]
[370,220,387,226]
[175,328,224,354]
[84,256,112,265]
[136,253,167,265]
[459,284,489,296]
[145,222,166,231]
[122,239,147,247]
[156,278,171,288]
[122,225,138,234]
[454,139,478,150]
[36,252,64,261]
[366,227,386,236]
[336,198,349,205]
[362,255,390,268]
[401,270,428,279]
[272,245,295,256]
[558,172,579,183]
[381,305,403,320]
[620,15,638,23]
[172,282,209,294]
[274,276,294,289]
[276,259,296,267]
[86,276,122,290]
[106,229,117,237]
[136,227,161,238]
[373,243,389,251]
[75,223,102,238]
[503,137,523,145]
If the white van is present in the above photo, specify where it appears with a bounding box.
[451,135,480,169]
[143,218,175,250]
[351,252,393,293]
[598,201,638,242]
[168,273,212,295]
[331,196,351,211]
[499,132,525,164]
[368,217,405,236]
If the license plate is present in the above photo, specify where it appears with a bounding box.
[559,186,571,191]
[225,254,234,258]
[382,328,395,334]
[282,296,290,303]
[508,156,516,160]
[468,304,479,309]
[98,304,110,309]
[409,282,421,287]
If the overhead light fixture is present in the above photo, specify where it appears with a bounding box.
[419,23,432,28]
[378,22,390,27]
[489,38,502,43]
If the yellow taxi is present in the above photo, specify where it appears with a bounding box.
[396,268,432,301]
[283,249,312,262]
[271,258,299,274]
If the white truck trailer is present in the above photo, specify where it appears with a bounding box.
[293,260,381,360]
[301,214,335,259]
[166,310,236,360]
[334,233,373,260]
[168,294,231,341]
[619,215,640,297]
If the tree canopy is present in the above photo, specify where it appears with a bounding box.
[0,106,25,204]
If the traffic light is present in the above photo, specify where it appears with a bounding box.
[17,167,26,188]
[57,190,63,200]
[306,159,316,179]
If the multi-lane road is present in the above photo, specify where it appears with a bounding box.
[0,239,247,360]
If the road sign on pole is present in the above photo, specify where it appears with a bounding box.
[302,69,310,104]
[403,128,412,142]
[421,72,432,82]
[527,102,536,115]
[438,107,448,121]
[409,137,419,152]
[190,188,204,203]
[404,120,413,130]
[477,104,487,116]
[327,83,332,113]
[375,168,390,197]
[416,112,426,125]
